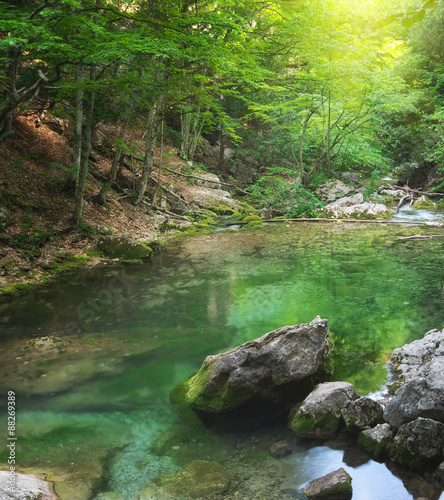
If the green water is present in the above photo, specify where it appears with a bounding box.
[0,221,443,499]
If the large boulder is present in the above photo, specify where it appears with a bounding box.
[290,381,358,439]
[389,417,444,470]
[386,328,444,427]
[341,397,384,434]
[183,317,333,416]
[97,233,153,260]
[135,460,229,499]
[0,471,58,499]
[384,378,444,428]
[389,328,444,389]
[179,183,242,214]
[357,423,394,459]
[303,468,353,500]
[315,180,354,203]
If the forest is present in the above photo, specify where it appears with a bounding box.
[2,2,444,499]
[2,0,444,223]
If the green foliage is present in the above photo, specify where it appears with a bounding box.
[249,167,323,217]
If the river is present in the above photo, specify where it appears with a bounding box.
[0,219,443,499]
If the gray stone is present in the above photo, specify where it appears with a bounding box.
[357,423,394,459]
[0,471,58,499]
[384,378,444,428]
[195,172,223,190]
[434,461,444,484]
[337,172,360,186]
[184,317,333,414]
[315,180,355,203]
[390,417,444,470]
[290,382,359,439]
[390,328,444,390]
[0,207,13,230]
[341,397,384,434]
[321,193,392,219]
[97,233,153,260]
[303,468,352,500]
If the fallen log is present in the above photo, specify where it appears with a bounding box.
[397,234,444,241]
[225,217,432,226]
[385,185,444,198]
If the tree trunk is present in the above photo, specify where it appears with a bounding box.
[134,64,166,206]
[96,100,133,205]
[67,63,85,190]
[0,45,48,145]
[73,66,96,226]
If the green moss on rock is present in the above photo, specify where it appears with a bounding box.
[0,282,34,298]
[413,195,436,210]
[290,411,340,438]
[242,215,261,223]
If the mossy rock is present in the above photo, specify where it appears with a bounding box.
[208,204,236,215]
[231,211,243,219]
[141,460,229,499]
[303,468,352,500]
[290,411,341,438]
[413,195,437,210]
[184,359,251,413]
[97,234,153,260]
[85,248,106,257]
[242,214,261,223]
[357,424,393,459]
[0,282,34,298]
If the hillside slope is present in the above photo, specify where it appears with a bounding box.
[0,116,249,301]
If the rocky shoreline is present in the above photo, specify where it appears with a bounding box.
[2,321,444,499]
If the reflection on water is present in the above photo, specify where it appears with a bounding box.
[0,222,443,498]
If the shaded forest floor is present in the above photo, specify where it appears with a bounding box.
[0,115,237,301]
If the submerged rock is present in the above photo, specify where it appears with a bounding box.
[135,460,229,499]
[303,467,353,500]
[357,423,394,459]
[269,440,292,458]
[0,471,58,499]
[341,397,384,434]
[290,382,358,439]
[389,417,444,470]
[183,317,333,416]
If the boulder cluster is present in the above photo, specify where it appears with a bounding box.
[178,321,444,499]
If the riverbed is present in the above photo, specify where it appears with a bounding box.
[0,220,443,499]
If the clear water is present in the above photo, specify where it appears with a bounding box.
[0,221,443,499]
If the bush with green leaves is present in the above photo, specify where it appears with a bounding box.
[249,167,323,217]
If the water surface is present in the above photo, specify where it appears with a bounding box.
[0,221,443,499]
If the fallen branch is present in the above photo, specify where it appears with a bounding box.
[225,217,431,226]
[153,164,251,196]
[149,175,188,205]
[386,185,444,198]
[122,152,249,195]
[397,234,444,241]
